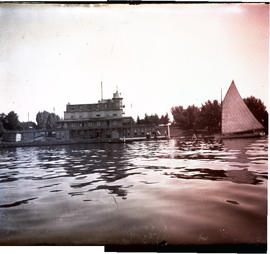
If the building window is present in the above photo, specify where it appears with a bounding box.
[96,114,100,117]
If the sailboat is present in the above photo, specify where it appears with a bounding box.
[221,80,265,139]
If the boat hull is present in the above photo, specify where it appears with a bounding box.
[217,131,265,140]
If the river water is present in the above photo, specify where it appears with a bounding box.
[0,137,267,248]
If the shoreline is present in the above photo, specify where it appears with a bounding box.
[0,136,169,149]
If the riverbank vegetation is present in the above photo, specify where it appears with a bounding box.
[0,96,268,136]
[243,96,268,132]
[0,111,60,133]
[136,113,170,125]
[171,100,221,133]
[36,111,60,130]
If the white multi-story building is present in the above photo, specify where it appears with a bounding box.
[56,90,134,140]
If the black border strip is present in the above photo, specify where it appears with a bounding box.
[105,243,267,253]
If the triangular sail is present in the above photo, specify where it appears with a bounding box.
[222,81,263,135]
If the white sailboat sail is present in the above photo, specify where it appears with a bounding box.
[222,81,263,135]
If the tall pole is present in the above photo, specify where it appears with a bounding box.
[221,88,222,134]
[101,81,103,101]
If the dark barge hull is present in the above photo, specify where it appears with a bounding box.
[0,136,169,148]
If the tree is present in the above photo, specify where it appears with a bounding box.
[3,111,21,130]
[148,114,160,125]
[136,113,161,125]
[171,101,221,132]
[36,111,60,130]
[20,121,37,130]
[171,105,199,130]
[171,106,185,127]
[159,113,170,124]
[0,114,6,134]
[46,113,60,130]
[36,111,50,129]
[198,100,221,132]
[185,105,200,130]
[144,114,150,124]
[243,96,268,132]
[0,121,5,135]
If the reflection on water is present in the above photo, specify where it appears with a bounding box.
[0,136,267,246]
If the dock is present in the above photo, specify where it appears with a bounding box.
[119,136,168,143]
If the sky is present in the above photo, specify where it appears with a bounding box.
[0,3,268,122]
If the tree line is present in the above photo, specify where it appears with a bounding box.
[136,113,170,125]
[0,96,267,134]
[0,111,60,133]
[171,96,268,133]
[171,100,221,132]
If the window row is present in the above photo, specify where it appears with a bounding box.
[62,120,122,128]
[67,102,121,112]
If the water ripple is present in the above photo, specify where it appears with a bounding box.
[0,197,37,208]
[0,136,267,245]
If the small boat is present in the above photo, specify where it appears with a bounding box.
[221,80,265,139]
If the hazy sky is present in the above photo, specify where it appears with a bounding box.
[0,3,268,122]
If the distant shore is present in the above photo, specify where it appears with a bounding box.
[0,138,122,149]
[0,127,221,149]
